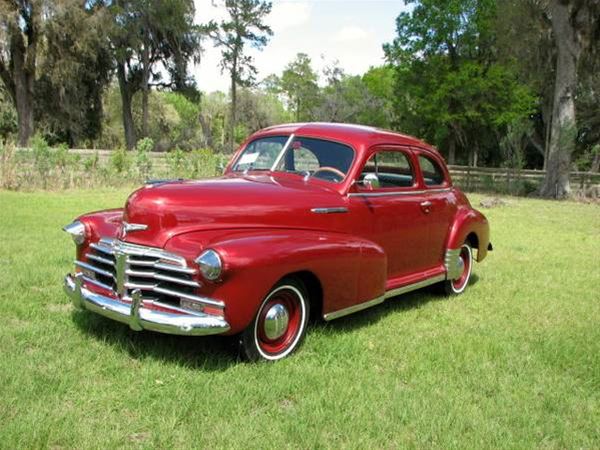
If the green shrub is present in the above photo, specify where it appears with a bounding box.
[166,148,187,178]
[31,134,52,183]
[135,138,154,180]
[83,151,100,172]
[110,147,131,174]
[187,148,218,179]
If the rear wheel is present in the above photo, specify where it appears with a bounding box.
[443,243,473,295]
[240,278,310,361]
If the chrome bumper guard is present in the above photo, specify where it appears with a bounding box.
[64,273,230,336]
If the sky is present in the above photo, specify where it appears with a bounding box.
[192,0,410,93]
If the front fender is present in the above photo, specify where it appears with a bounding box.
[446,207,490,261]
[165,229,386,334]
[75,208,123,259]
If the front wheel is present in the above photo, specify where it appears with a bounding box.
[240,278,310,362]
[442,244,473,295]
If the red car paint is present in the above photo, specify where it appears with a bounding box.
[74,123,491,334]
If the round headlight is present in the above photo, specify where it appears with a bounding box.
[63,220,86,245]
[195,249,222,281]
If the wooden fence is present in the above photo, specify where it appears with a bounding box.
[9,148,600,194]
[447,165,600,194]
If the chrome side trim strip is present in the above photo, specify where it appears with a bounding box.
[311,207,349,214]
[323,273,446,321]
[323,295,385,321]
[348,187,451,198]
[384,274,445,299]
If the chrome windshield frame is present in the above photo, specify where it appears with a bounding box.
[270,134,295,171]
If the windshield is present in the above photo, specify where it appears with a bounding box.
[232,135,355,183]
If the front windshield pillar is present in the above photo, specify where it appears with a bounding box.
[270,134,295,171]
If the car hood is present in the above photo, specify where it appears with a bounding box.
[121,173,349,248]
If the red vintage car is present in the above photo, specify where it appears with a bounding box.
[63,123,492,361]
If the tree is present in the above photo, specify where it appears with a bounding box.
[313,62,389,126]
[208,0,272,152]
[539,0,599,198]
[384,0,535,166]
[278,53,319,121]
[35,3,112,146]
[0,0,41,146]
[0,0,115,147]
[106,0,202,149]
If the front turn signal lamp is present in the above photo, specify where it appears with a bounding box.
[195,249,223,281]
[63,220,86,245]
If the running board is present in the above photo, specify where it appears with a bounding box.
[323,274,445,321]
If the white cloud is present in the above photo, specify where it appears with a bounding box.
[334,25,369,42]
[192,0,405,93]
[268,2,312,33]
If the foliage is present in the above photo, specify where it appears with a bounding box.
[384,0,536,165]
[277,53,320,121]
[135,138,154,179]
[110,147,131,175]
[103,0,203,148]
[0,87,17,141]
[208,0,273,150]
[310,62,391,128]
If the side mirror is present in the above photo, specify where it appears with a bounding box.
[362,173,380,190]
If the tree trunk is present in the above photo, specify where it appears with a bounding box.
[539,1,581,198]
[448,135,456,165]
[117,62,137,150]
[199,113,213,149]
[141,41,150,138]
[229,69,237,153]
[14,70,34,147]
[591,151,600,172]
[7,15,36,147]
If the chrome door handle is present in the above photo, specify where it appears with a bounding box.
[420,200,432,213]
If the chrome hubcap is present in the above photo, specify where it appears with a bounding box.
[456,255,465,276]
[263,303,289,340]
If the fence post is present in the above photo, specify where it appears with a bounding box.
[466,166,471,191]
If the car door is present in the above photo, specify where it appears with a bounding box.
[413,149,456,268]
[349,146,432,281]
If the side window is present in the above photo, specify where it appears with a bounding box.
[362,150,415,188]
[418,155,445,186]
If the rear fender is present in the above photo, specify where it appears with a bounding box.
[165,229,386,333]
[446,207,490,262]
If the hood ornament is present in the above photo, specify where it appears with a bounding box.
[120,222,148,239]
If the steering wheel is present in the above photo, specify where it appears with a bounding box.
[311,166,345,182]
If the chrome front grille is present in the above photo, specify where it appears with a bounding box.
[75,238,223,312]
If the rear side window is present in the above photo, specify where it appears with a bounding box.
[419,155,445,186]
[362,150,415,188]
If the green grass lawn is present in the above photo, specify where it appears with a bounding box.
[0,189,599,449]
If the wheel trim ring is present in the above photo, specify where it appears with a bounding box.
[254,285,306,359]
[451,245,472,292]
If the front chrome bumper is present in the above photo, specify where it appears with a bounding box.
[64,273,230,336]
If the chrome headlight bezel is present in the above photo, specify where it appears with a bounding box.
[63,220,86,245]
[195,249,223,281]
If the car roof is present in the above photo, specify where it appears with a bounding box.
[252,122,438,154]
